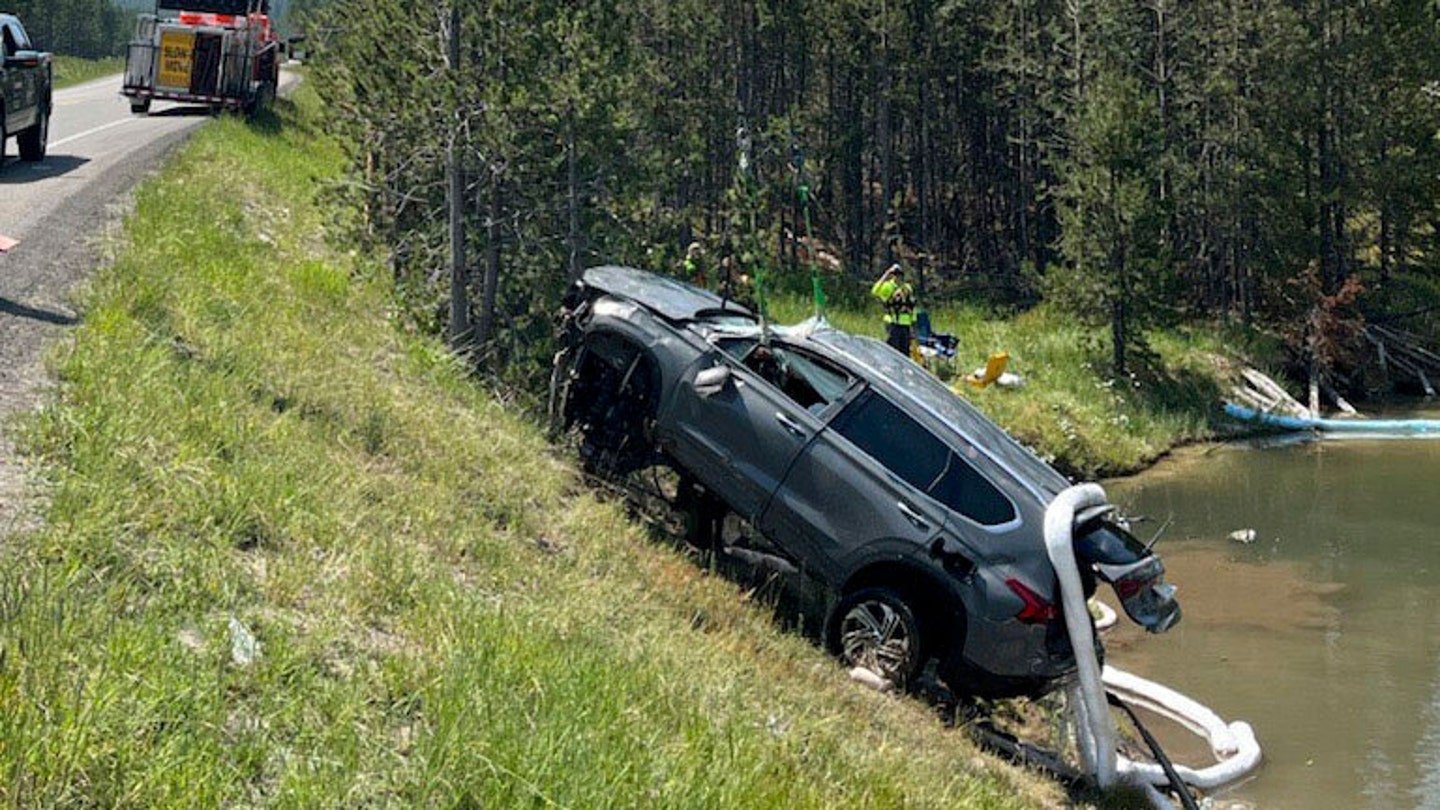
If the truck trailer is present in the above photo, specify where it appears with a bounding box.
[122,0,280,116]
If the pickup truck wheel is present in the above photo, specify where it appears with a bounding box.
[829,587,926,687]
[17,103,48,162]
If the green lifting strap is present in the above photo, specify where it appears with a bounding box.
[798,182,826,318]
[743,176,770,331]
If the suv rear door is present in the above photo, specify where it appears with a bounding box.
[759,387,954,583]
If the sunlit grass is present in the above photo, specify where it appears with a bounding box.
[0,85,1076,808]
[52,56,124,90]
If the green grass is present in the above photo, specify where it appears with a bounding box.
[0,85,1084,808]
[52,56,124,90]
[766,295,1253,479]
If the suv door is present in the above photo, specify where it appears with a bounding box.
[759,388,953,584]
[666,342,826,521]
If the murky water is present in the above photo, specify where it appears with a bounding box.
[1105,424,1440,809]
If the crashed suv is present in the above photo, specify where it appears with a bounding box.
[550,266,1179,697]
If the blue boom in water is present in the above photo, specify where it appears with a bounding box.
[1224,403,1440,435]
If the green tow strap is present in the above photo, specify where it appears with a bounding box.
[798,182,825,318]
[744,177,770,329]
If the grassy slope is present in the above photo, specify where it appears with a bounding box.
[0,87,1073,808]
[52,55,124,90]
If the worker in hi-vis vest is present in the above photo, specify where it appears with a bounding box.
[871,263,916,354]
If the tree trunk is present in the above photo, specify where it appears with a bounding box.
[566,100,581,282]
[878,0,895,263]
[446,4,471,351]
[477,168,502,354]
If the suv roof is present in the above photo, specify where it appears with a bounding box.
[580,265,1069,503]
[586,265,756,323]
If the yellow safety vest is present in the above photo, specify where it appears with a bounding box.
[871,278,916,326]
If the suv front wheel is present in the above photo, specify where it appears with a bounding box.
[829,587,926,687]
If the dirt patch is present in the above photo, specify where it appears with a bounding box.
[0,344,53,536]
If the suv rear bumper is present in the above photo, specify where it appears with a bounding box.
[941,612,1078,697]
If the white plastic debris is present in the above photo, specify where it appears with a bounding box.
[228,617,260,666]
[847,666,894,693]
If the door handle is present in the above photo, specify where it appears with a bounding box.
[775,412,807,438]
[897,500,930,531]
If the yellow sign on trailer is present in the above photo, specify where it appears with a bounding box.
[157,29,195,91]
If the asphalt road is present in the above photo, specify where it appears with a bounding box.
[0,72,296,533]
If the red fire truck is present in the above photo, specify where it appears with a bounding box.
[122,0,280,116]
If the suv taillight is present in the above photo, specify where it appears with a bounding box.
[1006,578,1057,624]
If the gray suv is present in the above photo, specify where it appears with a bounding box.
[550,266,1179,697]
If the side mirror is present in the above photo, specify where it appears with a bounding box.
[694,364,731,398]
[4,51,43,70]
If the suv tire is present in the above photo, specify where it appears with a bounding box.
[829,587,926,687]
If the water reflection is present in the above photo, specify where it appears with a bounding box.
[1106,435,1440,809]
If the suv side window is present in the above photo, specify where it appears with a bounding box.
[2,24,18,57]
[831,390,948,492]
[833,390,1016,526]
[929,446,1017,525]
[739,343,852,415]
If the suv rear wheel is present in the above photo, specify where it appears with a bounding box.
[829,587,926,686]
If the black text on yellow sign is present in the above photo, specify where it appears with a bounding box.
[158,30,196,90]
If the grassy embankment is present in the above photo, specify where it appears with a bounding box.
[52,55,125,90]
[0,86,1106,807]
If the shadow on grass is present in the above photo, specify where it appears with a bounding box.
[1131,354,1227,427]
[246,94,314,138]
[245,105,284,136]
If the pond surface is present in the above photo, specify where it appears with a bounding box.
[1105,424,1440,809]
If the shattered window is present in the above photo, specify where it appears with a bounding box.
[740,343,852,414]
[715,337,758,361]
[929,451,1017,526]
